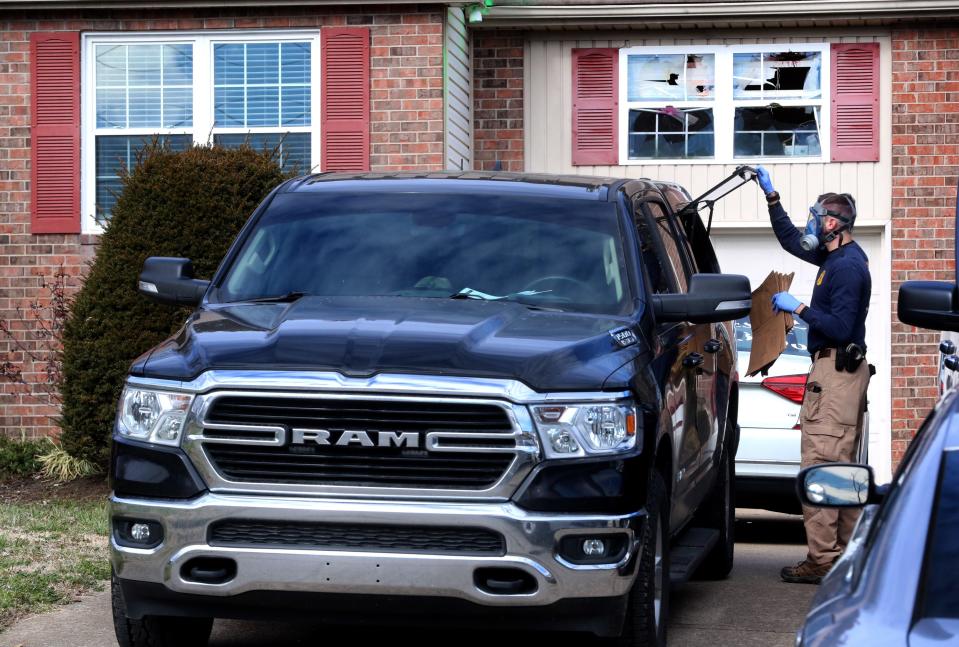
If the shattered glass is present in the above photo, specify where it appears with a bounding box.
[733,105,821,157]
[732,51,822,99]
[627,53,715,101]
[628,107,715,159]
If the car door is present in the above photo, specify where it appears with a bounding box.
[633,194,706,529]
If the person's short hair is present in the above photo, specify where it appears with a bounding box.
[818,192,857,229]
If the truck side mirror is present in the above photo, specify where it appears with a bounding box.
[652,273,752,324]
[898,281,959,331]
[138,257,210,307]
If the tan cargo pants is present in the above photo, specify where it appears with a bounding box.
[799,350,871,566]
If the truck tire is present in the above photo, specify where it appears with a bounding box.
[112,572,213,647]
[618,469,669,647]
[697,444,735,580]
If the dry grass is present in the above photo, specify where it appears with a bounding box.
[0,498,109,630]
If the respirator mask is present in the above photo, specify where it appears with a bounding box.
[799,193,857,251]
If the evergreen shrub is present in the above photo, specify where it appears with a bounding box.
[59,143,288,465]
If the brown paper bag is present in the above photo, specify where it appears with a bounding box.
[746,271,795,377]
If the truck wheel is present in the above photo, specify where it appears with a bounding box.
[697,445,735,579]
[619,469,669,647]
[112,572,213,647]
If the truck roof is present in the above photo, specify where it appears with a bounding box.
[283,171,652,201]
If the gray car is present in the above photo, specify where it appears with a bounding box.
[796,281,959,646]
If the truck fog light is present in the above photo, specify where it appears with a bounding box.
[548,428,579,453]
[114,519,163,549]
[130,523,152,543]
[582,538,606,556]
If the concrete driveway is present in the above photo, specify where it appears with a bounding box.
[0,510,814,647]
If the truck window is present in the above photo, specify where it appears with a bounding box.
[216,192,634,316]
[640,200,689,293]
[917,449,959,621]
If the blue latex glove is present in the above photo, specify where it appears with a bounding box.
[772,292,802,314]
[756,166,775,195]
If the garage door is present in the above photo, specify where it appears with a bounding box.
[711,227,891,482]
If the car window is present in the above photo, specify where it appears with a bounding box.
[916,449,959,621]
[640,200,689,293]
[735,317,809,356]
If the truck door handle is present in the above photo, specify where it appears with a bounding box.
[704,339,722,354]
[683,353,705,368]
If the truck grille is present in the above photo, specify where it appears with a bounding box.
[200,395,518,489]
[209,519,506,555]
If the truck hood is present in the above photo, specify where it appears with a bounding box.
[137,296,642,392]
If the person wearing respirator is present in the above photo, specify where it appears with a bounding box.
[755,166,872,585]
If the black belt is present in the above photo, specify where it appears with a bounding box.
[813,348,835,360]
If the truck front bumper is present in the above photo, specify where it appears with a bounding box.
[110,493,645,609]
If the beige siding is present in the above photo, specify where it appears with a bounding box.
[445,6,472,171]
[525,31,892,225]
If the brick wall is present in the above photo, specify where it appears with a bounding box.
[891,28,959,464]
[473,35,524,171]
[0,6,446,441]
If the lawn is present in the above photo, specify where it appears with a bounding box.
[0,478,109,630]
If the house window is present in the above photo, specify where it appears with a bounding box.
[83,32,319,229]
[619,44,830,164]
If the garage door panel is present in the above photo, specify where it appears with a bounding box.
[711,230,889,480]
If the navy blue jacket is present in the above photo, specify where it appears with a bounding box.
[769,203,870,355]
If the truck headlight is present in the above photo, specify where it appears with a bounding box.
[532,403,637,458]
[117,387,193,446]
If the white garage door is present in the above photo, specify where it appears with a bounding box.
[711,227,891,482]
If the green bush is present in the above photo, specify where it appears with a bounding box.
[0,436,44,480]
[59,143,289,466]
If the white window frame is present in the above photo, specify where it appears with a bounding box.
[618,43,831,166]
[81,30,322,234]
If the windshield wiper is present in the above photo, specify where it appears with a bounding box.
[241,291,310,303]
[449,288,564,312]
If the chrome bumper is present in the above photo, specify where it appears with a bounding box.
[110,493,645,607]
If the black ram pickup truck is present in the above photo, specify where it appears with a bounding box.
[110,172,751,647]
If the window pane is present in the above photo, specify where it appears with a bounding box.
[163,44,193,86]
[246,85,280,127]
[127,44,162,86]
[734,105,821,157]
[627,107,714,159]
[627,53,714,101]
[214,87,245,127]
[214,41,312,128]
[214,132,310,173]
[95,135,192,222]
[128,87,161,128]
[281,86,310,126]
[733,51,822,100]
[96,88,126,129]
[94,43,193,129]
[95,45,126,86]
[214,44,246,86]
[281,42,311,84]
[246,43,280,85]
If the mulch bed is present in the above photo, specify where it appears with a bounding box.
[0,475,109,504]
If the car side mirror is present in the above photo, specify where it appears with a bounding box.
[797,463,876,508]
[138,257,210,307]
[898,281,959,331]
[652,273,752,324]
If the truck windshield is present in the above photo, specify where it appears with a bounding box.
[214,191,633,315]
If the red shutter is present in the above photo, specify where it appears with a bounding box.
[572,48,618,166]
[30,32,81,234]
[831,42,880,162]
[321,27,370,172]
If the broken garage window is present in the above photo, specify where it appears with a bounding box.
[628,107,714,159]
[627,53,715,101]
[733,51,822,100]
[734,105,822,157]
